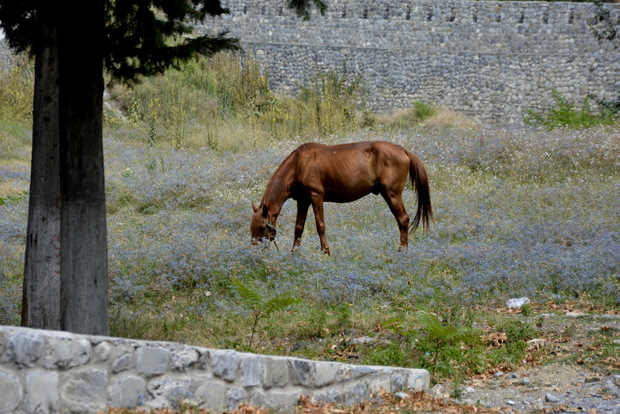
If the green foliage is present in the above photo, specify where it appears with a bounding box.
[524,90,617,130]
[413,100,435,121]
[0,54,33,122]
[0,191,29,206]
[413,310,482,378]
[363,307,540,382]
[231,278,301,349]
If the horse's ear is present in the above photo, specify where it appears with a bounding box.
[261,203,269,218]
[252,202,258,213]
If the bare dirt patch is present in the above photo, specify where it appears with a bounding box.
[431,311,620,413]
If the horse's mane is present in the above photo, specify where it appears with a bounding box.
[260,149,299,208]
[295,142,323,153]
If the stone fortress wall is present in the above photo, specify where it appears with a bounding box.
[201,0,620,124]
[0,325,429,413]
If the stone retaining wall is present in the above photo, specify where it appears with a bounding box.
[0,325,429,413]
[201,0,620,125]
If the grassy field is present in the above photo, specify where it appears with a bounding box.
[0,54,618,388]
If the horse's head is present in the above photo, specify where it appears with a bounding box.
[250,202,278,245]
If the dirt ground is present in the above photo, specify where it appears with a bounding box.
[427,310,620,414]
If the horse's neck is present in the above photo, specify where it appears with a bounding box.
[263,160,294,214]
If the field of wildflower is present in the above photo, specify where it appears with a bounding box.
[1,54,619,383]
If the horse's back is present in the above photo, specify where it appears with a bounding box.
[291,141,410,201]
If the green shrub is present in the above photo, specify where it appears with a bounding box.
[413,100,435,121]
[525,90,617,130]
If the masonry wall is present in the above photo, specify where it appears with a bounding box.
[201,0,620,124]
[0,325,429,414]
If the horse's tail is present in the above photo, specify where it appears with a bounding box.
[406,150,433,234]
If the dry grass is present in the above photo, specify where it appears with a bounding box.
[373,105,480,131]
[422,106,480,130]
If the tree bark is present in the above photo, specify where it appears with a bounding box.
[57,0,109,335]
[21,5,61,330]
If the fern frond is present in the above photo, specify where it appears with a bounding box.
[262,295,301,318]
[230,278,262,308]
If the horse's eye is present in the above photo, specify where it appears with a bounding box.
[259,226,266,232]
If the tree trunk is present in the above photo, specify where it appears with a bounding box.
[57,0,109,335]
[21,6,61,330]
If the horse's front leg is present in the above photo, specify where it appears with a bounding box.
[310,192,330,255]
[292,199,311,251]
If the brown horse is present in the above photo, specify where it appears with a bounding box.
[250,141,433,254]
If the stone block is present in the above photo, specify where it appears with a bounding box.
[314,361,342,387]
[289,358,313,386]
[60,369,107,413]
[7,332,45,368]
[391,372,406,391]
[93,341,111,362]
[240,355,261,387]
[146,377,192,409]
[111,343,136,373]
[262,356,288,389]
[311,388,342,405]
[342,382,370,406]
[247,388,267,408]
[405,369,430,391]
[172,347,199,372]
[227,387,247,409]
[269,389,303,408]
[211,350,239,382]
[112,352,133,373]
[108,375,146,408]
[42,338,91,370]
[137,346,170,377]
[26,371,59,414]
[195,380,227,411]
[0,370,22,413]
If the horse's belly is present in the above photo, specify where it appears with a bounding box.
[324,188,372,203]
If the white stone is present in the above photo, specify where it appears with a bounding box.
[7,332,45,367]
[93,341,112,361]
[136,346,169,376]
[172,347,199,372]
[506,297,530,309]
[0,370,22,413]
[43,338,91,369]
[26,371,58,414]
[60,369,107,413]
[241,355,261,387]
[314,361,341,387]
[211,350,240,382]
[227,387,247,409]
[262,356,289,388]
[108,375,146,408]
[195,380,227,411]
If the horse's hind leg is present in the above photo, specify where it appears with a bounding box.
[381,190,410,251]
